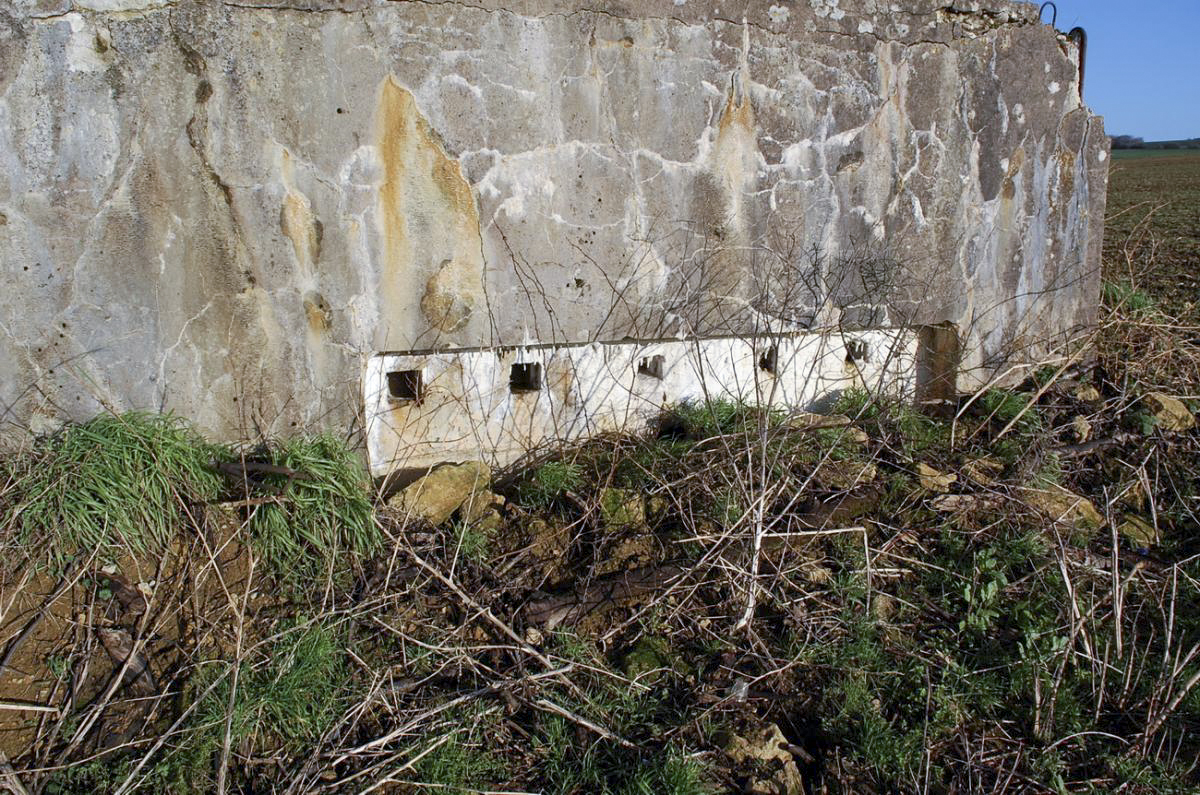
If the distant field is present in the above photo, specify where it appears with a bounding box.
[1103,150,1200,313]
[1111,148,1200,160]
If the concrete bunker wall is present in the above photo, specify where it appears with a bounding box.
[0,0,1107,472]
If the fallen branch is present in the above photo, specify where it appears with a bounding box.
[1052,433,1139,459]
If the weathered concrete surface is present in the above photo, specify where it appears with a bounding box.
[0,0,1106,458]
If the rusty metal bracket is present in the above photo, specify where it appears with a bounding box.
[1068,26,1087,98]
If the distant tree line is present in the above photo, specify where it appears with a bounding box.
[1111,134,1200,150]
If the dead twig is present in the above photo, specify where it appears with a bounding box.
[532,698,635,748]
[0,752,30,795]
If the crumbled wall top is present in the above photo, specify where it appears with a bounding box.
[0,0,1106,439]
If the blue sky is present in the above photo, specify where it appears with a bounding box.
[1053,0,1200,141]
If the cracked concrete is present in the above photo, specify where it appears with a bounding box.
[0,0,1106,456]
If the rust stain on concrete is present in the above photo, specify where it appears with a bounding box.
[710,50,759,237]
[718,89,755,138]
[375,76,486,347]
[1001,147,1024,201]
[278,148,322,275]
[702,78,760,303]
[713,88,757,208]
[281,192,321,268]
[1058,150,1076,197]
[303,290,331,332]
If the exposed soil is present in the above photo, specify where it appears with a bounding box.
[1,514,256,766]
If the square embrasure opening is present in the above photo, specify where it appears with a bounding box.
[845,339,870,364]
[509,362,542,393]
[758,345,779,374]
[637,354,665,380]
[386,369,424,402]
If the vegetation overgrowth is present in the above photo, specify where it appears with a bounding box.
[0,154,1199,793]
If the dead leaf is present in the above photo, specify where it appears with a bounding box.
[962,457,1003,486]
[931,494,1001,512]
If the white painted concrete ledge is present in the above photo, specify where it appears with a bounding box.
[364,330,917,475]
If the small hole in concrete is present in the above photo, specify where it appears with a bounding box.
[509,362,542,393]
[759,345,778,373]
[845,340,869,364]
[637,355,665,380]
[387,369,424,402]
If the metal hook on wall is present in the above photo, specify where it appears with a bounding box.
[1039,1,1058,28]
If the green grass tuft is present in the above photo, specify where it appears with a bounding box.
[831,386,879,420]
[517,459,585,509]
[161,620,348,792]
[241,433,378,580]
[206,619,346,748]
[1103,279,1156,314]
[411,707,507,793]
[44,620,350,794]
[452,519,493,564]
[980,388,1043,437]
[663,399,781,439]
[12,412,224,563]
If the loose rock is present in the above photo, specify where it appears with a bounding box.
[917,462,957,492]
[1022,486,1104,531]
[1117,514,1158,549]
[595,534,658,576]
[931,493,1003,512]
[1144,392,1195,432]
[723,722,805,795]
[598,488,646,529]
[469,508,504,536]
[816,459,877,490]
[389,461,491,526]
[621,636,674,684]
[787,412,852,431]
[462,489,505,524]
